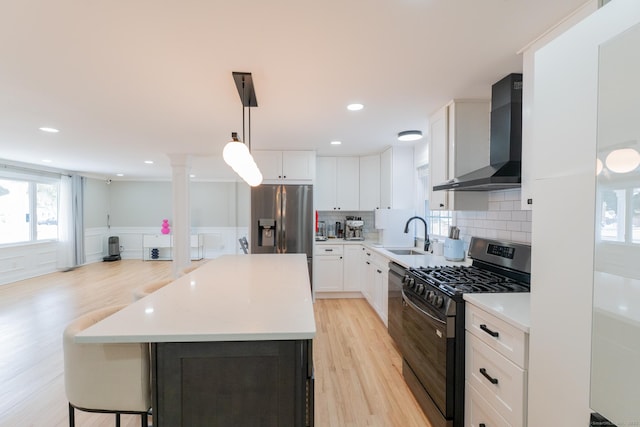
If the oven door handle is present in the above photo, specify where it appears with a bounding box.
[402,291,446,326]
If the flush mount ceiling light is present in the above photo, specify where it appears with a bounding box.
[330,140,342,145]
[605,147,640,174]
[223,72,263,187]
[397,130,423,141]
[347,103,364,111]
[39,127,59,133]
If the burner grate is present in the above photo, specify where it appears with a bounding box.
[409,265,529,295]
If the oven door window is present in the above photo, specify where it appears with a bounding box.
[402,291,451,417]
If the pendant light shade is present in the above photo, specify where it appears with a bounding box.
[223,132,263,186]
[223,72,263,186]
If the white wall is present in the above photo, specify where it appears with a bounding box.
[529,1,640,425]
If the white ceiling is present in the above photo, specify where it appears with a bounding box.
[0,0,589,181]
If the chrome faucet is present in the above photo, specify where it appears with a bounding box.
[404,216,430,252]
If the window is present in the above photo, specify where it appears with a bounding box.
[598,187,640,244]
[417,164,452,238]
[0,176,59,245]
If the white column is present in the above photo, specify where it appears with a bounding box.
[168,154,192,278]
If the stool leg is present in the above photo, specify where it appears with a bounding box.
[116,413,121,427]
[68,403,75,427]
[141,412,148,427]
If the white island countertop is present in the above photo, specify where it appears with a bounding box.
[76,254,316,343]
[463,293,531,333]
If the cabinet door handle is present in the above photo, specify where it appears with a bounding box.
[366,261,371,265]
[479,368,499,385]
[376,269,382,273]
[480,324,499,338]
[480,424,486,427]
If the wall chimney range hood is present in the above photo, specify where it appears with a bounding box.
[433,73,523,191]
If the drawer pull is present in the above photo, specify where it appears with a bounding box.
[325,249,333,252]
[480,324,499,338]
[479,368,499,385]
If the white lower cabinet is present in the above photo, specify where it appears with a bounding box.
[465,303,529,427]
[313,245,344,292]
[343,245,362,291]
[361,248,389,325]
[465,382,510,427]
[314,244,363,294]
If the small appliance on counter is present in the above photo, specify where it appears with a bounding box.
[316,221,327,241]
[344,216,365,241]
[444,226,465,261]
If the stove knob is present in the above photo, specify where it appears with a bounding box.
[416,284,424,295]
[435,296,444,308]
[407,278,415,289]
[426,291,435,303]
[402,274,409,284]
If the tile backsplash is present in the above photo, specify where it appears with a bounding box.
[453,189,532,244]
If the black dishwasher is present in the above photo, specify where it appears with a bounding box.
[388,262,406,351]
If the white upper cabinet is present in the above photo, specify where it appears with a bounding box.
[380,146,414,209]
[519,6,593,211]
[359,154,381,210]
[316,157,359,211]
[428,107,449,210]
[428,100,490,211]
[253,150,315,182]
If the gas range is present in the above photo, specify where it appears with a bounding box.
[389,237,532,427]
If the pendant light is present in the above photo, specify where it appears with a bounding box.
[223,72,263,186]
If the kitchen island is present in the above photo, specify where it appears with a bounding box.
[76,253,316,426]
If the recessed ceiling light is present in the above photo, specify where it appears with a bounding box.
[347,103,364,111]
[42,159,52,163]
[39,127,59,133]
[190,174,196,178]
[330,140,342,145]
[144,160,154,164]
[116,173,124,177]
[397,130,423,141]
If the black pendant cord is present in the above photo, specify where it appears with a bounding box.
[242,78,246,145]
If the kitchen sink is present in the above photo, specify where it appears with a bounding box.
[387,249,424,255]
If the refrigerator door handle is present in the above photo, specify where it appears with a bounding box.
[275,186,282,253]
[280,186,287,253]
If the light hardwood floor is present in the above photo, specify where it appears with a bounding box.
[0,260,431,427]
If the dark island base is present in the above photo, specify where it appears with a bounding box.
[152,340,313,427]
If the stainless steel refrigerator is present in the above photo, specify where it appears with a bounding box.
[250,184,313,286]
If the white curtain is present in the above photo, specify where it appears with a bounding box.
[57,174,85,271]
